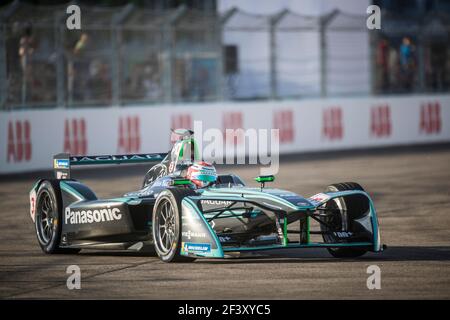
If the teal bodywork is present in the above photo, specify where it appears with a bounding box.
[177,186,382,259]
[30,132,383,259]
[29,176,382,258]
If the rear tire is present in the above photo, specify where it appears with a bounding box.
[322,182,368,258]
[35,180,80,254]
[152,188,196,262]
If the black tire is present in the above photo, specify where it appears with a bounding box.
[35,180,80,254]
[152,188,196,262]
[321,182,368,258]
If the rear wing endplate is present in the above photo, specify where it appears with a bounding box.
[53,152,167,179]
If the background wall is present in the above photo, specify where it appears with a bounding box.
[1,93,449,173]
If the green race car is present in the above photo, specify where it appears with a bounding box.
[29,129,384,262]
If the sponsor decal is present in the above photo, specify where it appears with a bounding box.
[275,192,299,198]
[7,120,32,163]
[309,193,330,203]
[64,206,122,224]
[71,154,162,163]
[182,221,203,228]
[219,236,232,243]
[64,118,87,155]
[118,116,140,153]
[201,200,233,207]
[57,171,69,180]
[223,111,244,145]
[322,107,343,141]
[151,176,169,187]
[371,105,391,138]
[54,159,70,169]
[420,102,441,135]
[334,231,353,238]
[29,189,37,221]
[182,230,207,240]
[168,161,176,173]
[273,110,294,144]
[198,167,215,175]
[182,242,211,254]
[182,213,200,221]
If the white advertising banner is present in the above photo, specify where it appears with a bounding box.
[1,94,449,174]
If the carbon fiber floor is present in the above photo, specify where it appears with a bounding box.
[1,146,449,299]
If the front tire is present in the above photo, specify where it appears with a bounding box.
[152,188,196,262]
[35,180,80,254]
[321,182,368,258]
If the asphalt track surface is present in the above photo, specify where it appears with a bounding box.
[1,145,449,299]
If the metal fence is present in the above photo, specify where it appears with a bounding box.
[221,8,449,100]
[0,2,221,109]
[0,2,449,110]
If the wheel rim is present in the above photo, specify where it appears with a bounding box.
[36,191,55,245]
[155,199,176,254]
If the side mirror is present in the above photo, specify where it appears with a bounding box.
[254,175,275,190]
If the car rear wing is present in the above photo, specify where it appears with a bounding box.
[53,152,167,179]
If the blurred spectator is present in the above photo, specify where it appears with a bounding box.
[183,58,216,101]
[387,46,399,92]
[376,39,389,92]
[31,62,56,104]
[74,33,89,55]
[123,56,162,102]
[399,37,416,90]
[142,64,162,101]
[67,33,89,104]
[5,22,22,106]
[426,43,447,91]
[18,22,36,105]
[124,64,141,101]
[194,65,210,101]
[86,60,111,104]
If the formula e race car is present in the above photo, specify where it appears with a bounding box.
[29,129,384,262]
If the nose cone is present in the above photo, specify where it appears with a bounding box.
[262,188,315,209]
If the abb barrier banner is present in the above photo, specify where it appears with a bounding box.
[1,94,449,174]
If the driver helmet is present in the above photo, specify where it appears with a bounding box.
[186,161,217,188]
